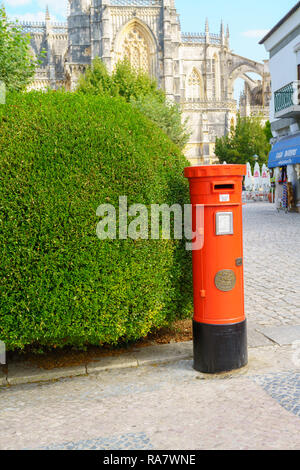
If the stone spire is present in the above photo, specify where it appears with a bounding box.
[205,18,209,43]
[45,5,51,35]
[220,19,225,45]
[226,25,230,38]
[220,19,224,37]
[226,24,230,47]
[45,5,50,22]
[205,18,209,34]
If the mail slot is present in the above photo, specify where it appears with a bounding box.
[213,183,235,191]
[184,164,248,374]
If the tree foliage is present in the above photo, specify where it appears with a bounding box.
[131,95,189,149]
[77,57,190,149]
[264,120,273,142]
[215,114,271,165]
[0,7,42,91]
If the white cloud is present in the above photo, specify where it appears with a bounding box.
[242,29,269,39]
[36,0,68,19]
[13,11,59,23]
[4,0,68,19]
[3,0,32,6]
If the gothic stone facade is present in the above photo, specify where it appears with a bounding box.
[24,0,271,165]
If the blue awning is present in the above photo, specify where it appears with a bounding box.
[268,133,300,168]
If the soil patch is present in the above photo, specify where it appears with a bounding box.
[5,319,193,371]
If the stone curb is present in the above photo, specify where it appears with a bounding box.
[0,370,7,387]
[7,363,87,387]
[0,342,194,388]
[0,325,280,388]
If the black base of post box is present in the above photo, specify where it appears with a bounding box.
[193,319,248,374]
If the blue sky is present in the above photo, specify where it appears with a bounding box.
[3,0,297,62]
[176,0,297,62]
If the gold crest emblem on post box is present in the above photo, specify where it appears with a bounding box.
[214,270,236,292]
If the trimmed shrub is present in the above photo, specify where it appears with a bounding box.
[0,91,192,351]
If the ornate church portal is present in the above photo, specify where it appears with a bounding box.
[23,0,271,165]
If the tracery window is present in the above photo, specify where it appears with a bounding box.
[121,27,150,73]
[186,68,203,101]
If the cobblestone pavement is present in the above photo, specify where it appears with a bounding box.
[0,345,299,450]
[0,203,299,450]
[243,203,300,327]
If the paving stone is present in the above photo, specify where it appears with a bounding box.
[0,345,299,450]
[257,325,300,346]
[86,353,138,374]
[252,372,300,417]
[38,432,153,450]
[7,362,87,386]
[247,326,274,348]
[243,203,300,328]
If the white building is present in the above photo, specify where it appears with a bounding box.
[260,1,300,211]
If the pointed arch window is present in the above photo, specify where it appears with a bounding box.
[186,68,204,101]
[120,26,150,73]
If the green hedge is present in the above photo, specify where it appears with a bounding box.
[0,91,192,351]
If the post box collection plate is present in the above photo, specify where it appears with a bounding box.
[216,212,233,236]
[214,269,236,292]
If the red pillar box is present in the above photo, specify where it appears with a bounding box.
[184,165,248,374]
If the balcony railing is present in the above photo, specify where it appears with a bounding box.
[274,81,300,114]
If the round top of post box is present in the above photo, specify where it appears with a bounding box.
[184,165,247,179]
